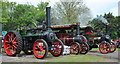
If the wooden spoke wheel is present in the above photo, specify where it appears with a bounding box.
[80,43,89,54]
[33,39,48,59]
[70,42,80,55]
[50,39,64,57]
[80,35,89,54]
[99,42,110,54]
[4,32,22,56]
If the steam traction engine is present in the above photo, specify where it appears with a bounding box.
[51,23,89,55]
[81,16,116,54]
[3,7,64,59]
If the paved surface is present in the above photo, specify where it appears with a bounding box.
[1,48,119,62]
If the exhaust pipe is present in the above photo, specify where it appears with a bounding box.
[76,22,80,35]
[46,7,51,28]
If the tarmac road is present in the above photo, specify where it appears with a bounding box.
[1,48,119,62]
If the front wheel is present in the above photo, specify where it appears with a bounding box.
[50,39,64,57]
[80,35,89,54]
[109,42,116,53]
[80,43,89,54]
[99,42,110,54]
[70,42,80,55]
[33,39,48,59]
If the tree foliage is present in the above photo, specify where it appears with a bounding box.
[2,0,49,31]
[51,0,92,25]
[88,12,120,39]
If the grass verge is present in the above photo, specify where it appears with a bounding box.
[46,54,108,62]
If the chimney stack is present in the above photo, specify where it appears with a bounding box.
[46,7,51,28]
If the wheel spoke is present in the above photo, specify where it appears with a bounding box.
[5,40,9,43]
[70,43,79,54]
[7,34,11,38]
[6,46,12,49]
[12,41,18,44]
[75,48,78,51]
[99,42,109,54]
[13,45,17,49]
[12,37,17,41]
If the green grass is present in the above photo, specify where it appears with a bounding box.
[117,48,120,51]
[46,54,108,62]
[46,48,120,62]
[91,48,120,51]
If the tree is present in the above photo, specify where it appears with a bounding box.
[2,1,17,31]
[88,12,120,39]
[104,13,120,39]
[51,0,92,25]
[2,1,49,31]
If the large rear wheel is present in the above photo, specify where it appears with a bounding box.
[99,42,110,54]
[109,42,116,53]
[50,39,64,57]
[70,42,80,55]
[33,39,48,59]
[4,31,23,56]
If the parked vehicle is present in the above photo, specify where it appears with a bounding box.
[51,23,89,54]
[80,16,116,54]
[3,7,64,59]
[114,39,120,48]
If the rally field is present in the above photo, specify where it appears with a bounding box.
[1,48,119,62]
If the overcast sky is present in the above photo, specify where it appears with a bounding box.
[7,0,119,17]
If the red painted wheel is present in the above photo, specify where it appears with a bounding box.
[33,39,48,59]
[80,35,89,54]
[109,42,116,53]
[4,32,22,56]
[23,50,33,55]
[70,42,80,55]
[99,42,110,54]
[80,43,89,54]
[50,39,64,57]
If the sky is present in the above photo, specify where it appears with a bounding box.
[7,0,120,17]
